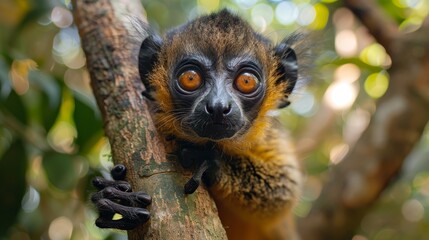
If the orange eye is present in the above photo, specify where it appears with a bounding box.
[234,72,259,94]
[178,70,202,91]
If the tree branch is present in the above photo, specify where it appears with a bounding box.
[71,0,226,239]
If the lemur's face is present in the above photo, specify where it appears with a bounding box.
[168,53,266,140]
[162,12,271,141]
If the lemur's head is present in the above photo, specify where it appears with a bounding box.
[139,9,299,143]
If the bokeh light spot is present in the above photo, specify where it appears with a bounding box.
[63,48,86,69]
[21,186,40,212]
[52,28,81,66]
[405,0,421,8]
[402,199,424,222]
[333,8,355,30]
[234,0,257,9]
[324,82,358,110]
[291,91,316,116]
[335,30,358,57]
[48,216,74,240]
[48,121,77,153]
[334,63,361,83]
[364,71,389,98]
[360,43,388,66]
[329,143,349,164]
[400,17,423,33]
[51,6,73,28]
[275,2,299,25]
[251,3,274,31]
[309,3,329,30]
[297,4,316,26]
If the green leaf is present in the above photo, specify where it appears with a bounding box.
[0,140,27,237]
[42,151,80,191]
[73,92,102,151]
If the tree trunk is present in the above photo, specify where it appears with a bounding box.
[72,0,227,239]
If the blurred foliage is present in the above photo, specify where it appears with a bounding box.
[0,0,428,239]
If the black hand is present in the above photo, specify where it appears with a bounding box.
[184,160,209,194]
[178,141,220,194]
[91,164,151,230]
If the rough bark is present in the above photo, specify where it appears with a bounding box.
[72,0,227,239]
[298,1,429,239]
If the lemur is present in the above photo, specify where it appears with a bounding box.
[92,9,308,239]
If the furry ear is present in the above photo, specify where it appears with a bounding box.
[138,35,162,100]
[274,42,298,108]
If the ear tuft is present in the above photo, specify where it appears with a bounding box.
[138,35,162,93]
[274,42,298,108]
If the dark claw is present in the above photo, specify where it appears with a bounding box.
[184,178,200,194]
[96,199,150,221]
[95,199,150,230]
[92,177,105,190]
[95,216,144,230]
[92,187,151,207]
[111,164,127,180]
[92,177,132,192]
[184,160,209,194]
